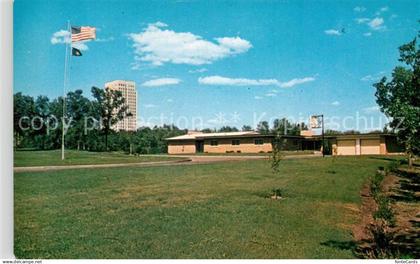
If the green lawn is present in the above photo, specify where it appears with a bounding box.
[187,150,315,156]
[14,156,397,258]
[14,150,182,167]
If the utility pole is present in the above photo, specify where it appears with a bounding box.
[321,114,325,157]
[310,114,325,157]
[61,20,70,160]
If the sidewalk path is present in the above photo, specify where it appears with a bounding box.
[14,154,320,173]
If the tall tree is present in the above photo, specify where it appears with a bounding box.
[241,125,253,131]
[91,86,131,151]
[13,93,35,148]
[257,121,270,134]
[218,126,239,132]
[33,96,51,150]
[201,128,215,133]
[66,90,91,150]
[272,118,304,136]
[374,32,420,167]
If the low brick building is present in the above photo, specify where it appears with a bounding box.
[330,133,403,155]
[166,131,404,155]
[166,131,273,154]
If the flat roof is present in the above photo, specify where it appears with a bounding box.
[166,131,269,141]
[166,131,395,141]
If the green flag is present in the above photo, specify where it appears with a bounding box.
[72,47,82,56]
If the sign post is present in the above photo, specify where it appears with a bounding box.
[310,114,325,157]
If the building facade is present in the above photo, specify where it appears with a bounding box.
[105,80,137,131]
[166,131,404,155]
[166,131,273,154]
[330,134,402,155]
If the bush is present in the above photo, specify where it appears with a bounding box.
[367,219,396,258]
[370,172,384,198]
[373,195,396,226]
[386,160,400,173]
[272,188,282,197]
[265,188,283,199]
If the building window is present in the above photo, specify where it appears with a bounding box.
[232,139,240,145]
[210,140,218,146]
[255,139,264,145]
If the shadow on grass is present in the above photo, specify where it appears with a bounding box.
[368,156,403,162]
[320,240,361,258]
[320,240,357,253]
[325,235,420,259]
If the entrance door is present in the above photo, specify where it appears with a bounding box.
[195,140,204,153]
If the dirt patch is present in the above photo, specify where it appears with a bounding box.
[352,183,377,243]
[381,173,399,194]
[353,169,420,258]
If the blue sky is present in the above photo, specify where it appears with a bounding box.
[14,0,419,131]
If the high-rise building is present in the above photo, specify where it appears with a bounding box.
[104,80,137,131]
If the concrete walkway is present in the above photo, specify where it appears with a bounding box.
[14,153,320,173]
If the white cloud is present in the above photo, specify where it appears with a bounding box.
[380,6,389,12]
[355,18,371,24]
[198,76,279,86]
[215,37,251,54]
[363,106,380,113]
[188,68,208,73]
[141,78,181,87]
[95,37,114,42]
[375,6,389,15]
[128,22,252,66]
[368,17,385,30]
[331,101,340,106]
[355,17,386,34]
[361,75,375,81]
[198,75,315,88]
[144,104,158,108]
[354,6,366,12]
[361,71,385,82]
[51,30,70,44]
[166,98,173,103]
[72,42,89,51]
[265,93,277,97]
[279,77,315,88]
[254,96,263,100]
[324,29,342,36]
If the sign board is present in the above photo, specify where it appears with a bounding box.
[310,115,321,129]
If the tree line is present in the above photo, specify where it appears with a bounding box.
[14,87,314,153]
[14,87,188,153]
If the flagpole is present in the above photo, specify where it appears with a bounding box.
[61,20,70,160]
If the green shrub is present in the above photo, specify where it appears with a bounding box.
[264,188,283,199]
[370,172,384,198]
[272,188,282,197]
[374,195,396,226]
[386,160,400,173]
[368,219,396,258]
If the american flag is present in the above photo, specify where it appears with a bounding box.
[71,26,96,42]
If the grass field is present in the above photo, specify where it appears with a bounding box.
[14,155,398,258]
[186,150,315,156]
[14,150,182,167]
